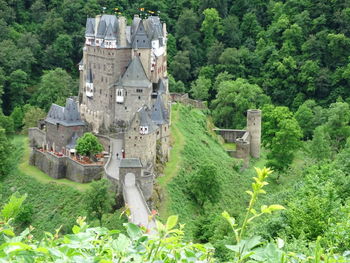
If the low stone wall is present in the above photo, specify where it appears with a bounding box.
[139,172,154,201]
[66,158,103,183]
[213,129,246,143]
[30,149,66,179]
[170,93,207,109]
[28,128,46,148]
[30,148,103,183]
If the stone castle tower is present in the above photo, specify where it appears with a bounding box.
[78,14,168,133]
[247,109,261,158]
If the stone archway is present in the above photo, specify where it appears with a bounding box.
[125,173,136,187]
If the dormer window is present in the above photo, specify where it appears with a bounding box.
[140,126,148,135]
[116,88,124,103]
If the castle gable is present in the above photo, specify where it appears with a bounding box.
[45,98,85,127]
[119,56,151,87]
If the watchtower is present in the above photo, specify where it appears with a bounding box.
[246,109,261,158]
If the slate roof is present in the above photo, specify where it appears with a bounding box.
[104,24,116,40]
[158,78,167,94]
[118,56,151,87]
[66,132,80,149]
[144,16,163,40]
[150,95,168,125]
[85,18,95,37]
[138,106,158,133]
[120,158,142,168]
[45,98,85,127]
[85,15,118,40]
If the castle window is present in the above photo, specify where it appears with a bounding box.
[129,136,131,139]
[134,144,136,147]
[134,128,136,131]
[136,89,143,93]
[143,40,145,43]
[125,106,127,110]
[138,96,141,100]
[139,53,141,56]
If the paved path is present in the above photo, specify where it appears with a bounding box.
[124,183,156,229]
[105,137,156,231]
[105,138,122,180]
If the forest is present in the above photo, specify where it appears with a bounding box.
[0,0,350,262]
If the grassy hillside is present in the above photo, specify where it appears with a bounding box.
[0,136,89,237]
[158,104,260,240]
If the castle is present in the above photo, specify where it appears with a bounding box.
[29,14,170,203]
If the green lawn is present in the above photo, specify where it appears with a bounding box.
[222,142,236,151]
[16,135,91,191]
[157,104,185,219]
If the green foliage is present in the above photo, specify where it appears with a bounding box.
[76,132,103,158]
[190,75,211,100]
[310,126,332,161]
[212,78,269,128]
[84,179,114,226]
[201,8,223,49]
[0,129,14,179]
[188,164,220,207]
[10,106,24,132]
[1,193,27,222]
[0,115,14,135]
[262,105,302,171]
[8,69,28,110]
[22,105,45,133]
[168,74,185,93]
[33,68,76,111]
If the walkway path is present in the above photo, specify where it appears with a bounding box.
[105,138,122,180]
[105,137,156,230]
[124,182,156,229]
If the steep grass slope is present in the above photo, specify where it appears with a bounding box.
[159,104,261,242]
[0,136,88,237]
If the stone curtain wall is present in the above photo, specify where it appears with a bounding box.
[30,148,103,183]
[28,128,46,148]
[170,93,207,109]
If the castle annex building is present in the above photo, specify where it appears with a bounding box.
[29,14,170,204]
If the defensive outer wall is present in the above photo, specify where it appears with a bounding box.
[214,109,262,165]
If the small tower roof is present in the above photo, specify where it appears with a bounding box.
[96,19,107,38]
[118,56,151,87]
[85,18,95,37]
[138,106,158,133]
[151,95,168,125]
[104,23,116,40]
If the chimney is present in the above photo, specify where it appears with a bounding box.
[118,16,127,47]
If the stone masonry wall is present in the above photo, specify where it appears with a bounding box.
[170,93,207,109]
[30,148,103,183]
[124,117,157,168]
[28,127,46,148]
[30,149,66,179]
[66,158,103,183]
